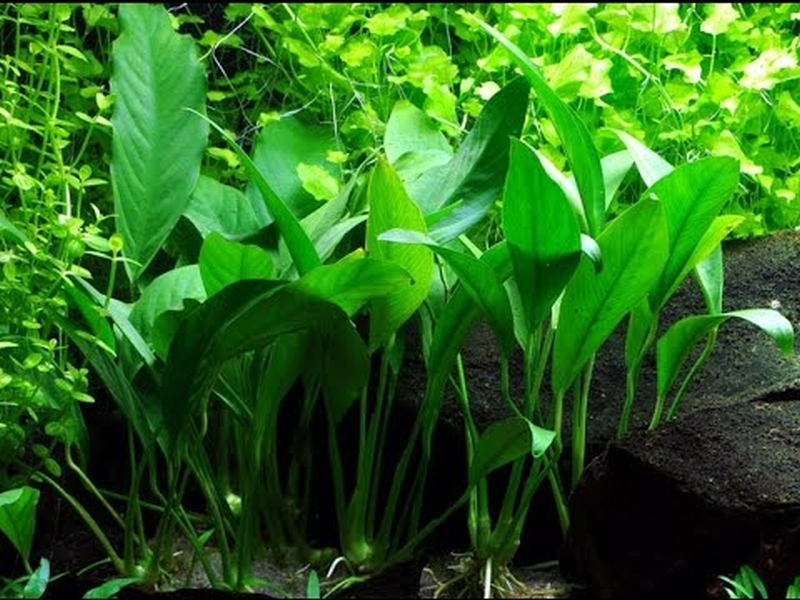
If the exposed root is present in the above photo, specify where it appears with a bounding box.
[432,553,529,599]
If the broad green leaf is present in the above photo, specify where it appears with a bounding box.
[0,487,39,562]
[246,116,340,221]
[199,233,274,297]
[185,175,266,240]
[470,15,605,236]
[649,157,740,310]
[159,256,412,453]
[82,578,142,599]
[701,3,739,36]
[129,265,206,350]
[469,417,556,485]
[111,4,208,283]
[613,129,674,188]
[657,309,795,399]
[23,557,49,598]
[553,199,669,395]
[189,110,321,276]
[378,228,514,359]
[411,78,531,242]
[503,139,582,331]
[366,159,434,351]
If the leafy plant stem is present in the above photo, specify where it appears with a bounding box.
[619,316,659,437]
[664,328,719,422]
[65,444,126,531]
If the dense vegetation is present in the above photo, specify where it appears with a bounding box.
[0,3,797,598]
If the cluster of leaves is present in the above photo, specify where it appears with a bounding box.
[0,3,119,492]
[177,3,800,237]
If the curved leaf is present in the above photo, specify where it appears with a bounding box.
[469,15,605,236]
[245,116,340,223]
[111,4,208,283]
[657,309,795,399]
[613,129,674,188]
[129,265,206,349]
[0,486,39,562]
[414,78,531,242]
[159,256,412,453]
[188,110,321,276]
[469,417,556,485]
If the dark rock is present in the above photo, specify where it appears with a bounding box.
[560,399,800,598]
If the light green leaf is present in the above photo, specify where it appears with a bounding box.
[701,3,739,36]
[185,175,266,240]
[83,577,141,599]
[613,130,674,188]
[111,4,208,283]
[366,159,434,351]
[199,233,274,297]
[22,557,49,598]
[695,244,724,316]
[297,163,340,202]
[657,309,795,399]
[0,487,39,562]
[649,157,740,310]
[378,228,515,359]
[469,417,556,485]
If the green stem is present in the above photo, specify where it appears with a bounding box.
[571,355,595,489]
[37,471,125,575]
[665,329,718,422]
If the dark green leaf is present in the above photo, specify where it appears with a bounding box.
[111,4,208,282]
